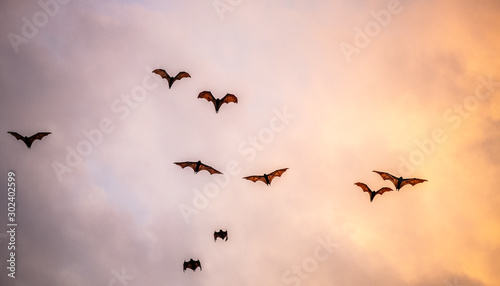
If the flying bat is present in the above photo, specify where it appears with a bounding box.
[174,160,222,175]
[8,131,51,149]
[243,168,288,185]
[354,182,393,202]
[183,259,202,272]
[152,69,190,88]
[373,171,427,191]
[198,91,238,113]
[214,229,228,242]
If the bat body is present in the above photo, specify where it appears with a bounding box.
[243,168,288,185]
[174,160,222,175]
[183,259,202,272]
[373,171,427,191]
[8,131,51,149]
[354,182,393,202]
[214,229,228,241]
[152,69,190,88]
[198,91,238,113]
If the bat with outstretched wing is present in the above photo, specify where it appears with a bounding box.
[174,160,222,175]
[373,171,427,191]
[214,229,228,241]
[152,69,190,88]
[243,168,288,185]
[8,131,51,149]
[354,182,393,202]
[198,91,238,113]
[183,259,202,272]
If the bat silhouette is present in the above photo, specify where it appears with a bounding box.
[174,160,222,175]
[8,131,51,149]
[152,69,190,88]
[354,182,393,202]
[183,259,202,272]
[198,91,238,113]
[373,171,427,191]
[243,168,288,185]
[214,229,228,241]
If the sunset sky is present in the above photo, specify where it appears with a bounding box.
[1,0,499,285]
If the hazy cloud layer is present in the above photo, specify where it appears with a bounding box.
[1,0,499,285]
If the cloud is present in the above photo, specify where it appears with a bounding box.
[1,0,499,285]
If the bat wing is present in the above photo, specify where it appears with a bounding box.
[174,161,196,171]
[152,69,169,79]
[198,91,216,103]
[373,170,399,187]
[28,132,51,142]
[400,178,427,188]
[199,162,222,175]
[221,93,238,105]
[8,132,24,140]
[243,175,267,183]
[174,71,190,81]
[375,187,393,196]
[354,182,372,194]
[267,168,288,183]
